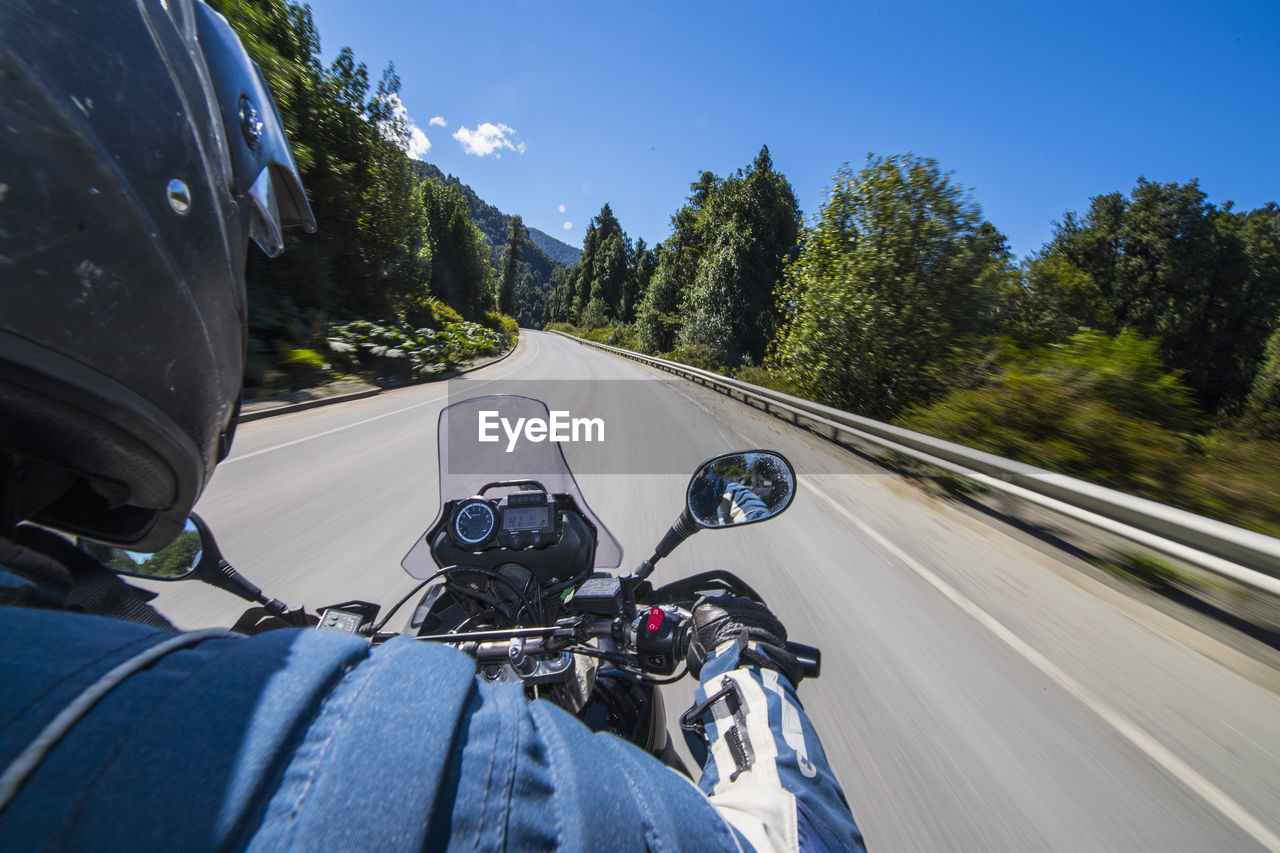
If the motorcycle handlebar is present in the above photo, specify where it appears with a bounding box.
[431,614,821,680]
[430,607,819,681]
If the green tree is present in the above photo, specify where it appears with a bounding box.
[1249,323,1280,408]
[635,254,684,351]
[546,265,574,325]
[1046,179,1280,411]
[637,173,718,352]
[997,254,1113,345]
[409,161,566,318]
[622,238,658,323]
[770,154,1009,418]
[680,227,753,359]
[590,231,628,319]
[1246,203,1280,244]
[557,204,635,326]
[211,0,554,393]
[211,0,450,379]
[637,150,800,364]
[1244,319,1280,437]
[512,273,546,328]
[424,181,496,318]
[571,226,598,322]
[900,330,1200,497]
[678,146,801,365]
[498,215,528,315]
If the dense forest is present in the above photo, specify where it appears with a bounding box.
[408,161,576,329]
[209,0,537,393]
[546,146,798,366]
[547,154,1280,537]
[526,228,582,267]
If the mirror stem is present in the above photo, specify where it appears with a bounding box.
[261,597,290,617]
[197,557,273,609]
[186,514,300,619]
[633,509,700,581]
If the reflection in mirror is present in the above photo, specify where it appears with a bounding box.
[79,517,204,580]
[687,451,796,528]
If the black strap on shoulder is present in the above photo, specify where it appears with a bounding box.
[0,628,240,813]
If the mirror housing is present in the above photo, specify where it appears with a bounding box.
[78,514,294,618]
[686,450,796,529]
[632,450,796,581]
[78,517,203,580]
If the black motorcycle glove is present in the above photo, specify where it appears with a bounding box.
[685,594,803,685]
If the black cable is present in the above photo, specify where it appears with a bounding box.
[453,611,499,633]
[635,664,690,686]
[375,565,542,633]
[373,575,435,632]
[540,567,590,601]
[463,567,541,623]
[569,648,690,686]
[445,583,517,624]
[447,568,542,624]
[567,647,622,663]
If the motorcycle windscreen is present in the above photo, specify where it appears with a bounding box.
[402,394,623,578]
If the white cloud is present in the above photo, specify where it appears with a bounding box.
[428,115,447,127]
[380,94,431,160]
[558,204,566,213]
[453,122,527,158]
[406,125,431,159]
[562,221,573,230]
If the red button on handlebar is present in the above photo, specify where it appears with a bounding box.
[646,607,664,633]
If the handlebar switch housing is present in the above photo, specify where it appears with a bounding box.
[315,600,380,635]
[634,607,680,674]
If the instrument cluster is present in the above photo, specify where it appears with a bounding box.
[448,491,560,551]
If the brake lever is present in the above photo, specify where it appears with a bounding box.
[645,570,767,606]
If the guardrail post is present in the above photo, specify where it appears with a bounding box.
[998,472,1017,519]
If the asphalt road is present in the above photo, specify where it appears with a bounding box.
[140,330,1280,851]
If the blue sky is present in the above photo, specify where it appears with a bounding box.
[301,0,1279,259]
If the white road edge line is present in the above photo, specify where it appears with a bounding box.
[800,478,1280,852]
[223,343,539,465]
[222,393,448,464]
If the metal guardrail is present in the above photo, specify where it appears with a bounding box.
[550,330,1280,597]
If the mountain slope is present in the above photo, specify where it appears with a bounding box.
[527,226,580,266]
[409,161,565,290]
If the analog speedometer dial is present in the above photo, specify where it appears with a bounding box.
[452,499,497,547]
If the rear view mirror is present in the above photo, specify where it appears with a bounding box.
[686,451,796,529]
[632,450,797,581]
[79,517,204,580]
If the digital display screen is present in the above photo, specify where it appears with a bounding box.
[504,505,550,531]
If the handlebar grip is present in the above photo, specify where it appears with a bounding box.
[786,642,821,679]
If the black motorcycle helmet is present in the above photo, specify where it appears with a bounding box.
[0,0,315,550]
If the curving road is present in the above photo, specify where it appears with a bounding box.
[140,331,1280,851]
